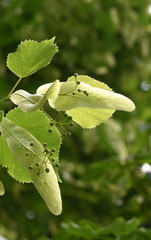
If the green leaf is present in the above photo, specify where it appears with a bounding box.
[0,180,5,196]
[0,117,62,215]
[66,108,115,129]
[0,111,4,122]
[0,108,61,183]
[63,221,98,238]
[0,136,32,183]
[11,80,60,112]
[7,38,58,78]
[99,217,140,236]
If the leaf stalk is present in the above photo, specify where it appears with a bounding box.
[0,77,22,103]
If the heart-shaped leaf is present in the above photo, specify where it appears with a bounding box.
[7,38,58,78]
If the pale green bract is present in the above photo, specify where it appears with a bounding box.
[7,38,58,78]
[37,75,135,128]
[0,180,5,196]
[11,80,60,112]
[0,117,62,215]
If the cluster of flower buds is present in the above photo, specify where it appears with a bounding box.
[26,142,59,176]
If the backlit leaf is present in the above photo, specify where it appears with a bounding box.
[0,108,61,183]
[7,38,58,77]
[0,117,62,215]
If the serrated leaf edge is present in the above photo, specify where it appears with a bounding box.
[6,38,59,77]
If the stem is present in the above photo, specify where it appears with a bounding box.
[59,80,78,96]
[0,77,22,103]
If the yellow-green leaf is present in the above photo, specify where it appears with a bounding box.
[7,38,58,78]
[0,117,62,215]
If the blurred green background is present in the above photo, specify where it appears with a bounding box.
[0,0,151,239]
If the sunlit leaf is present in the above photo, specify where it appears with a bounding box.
[0,117,62,215]
[0,108,61,183]
[7,38,58,77]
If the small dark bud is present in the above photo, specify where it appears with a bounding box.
[50,122,55,126]
[51,158,56,162]
[43,143,47,147]
[52,148,56,153]
[83,91,87,94]
[68,116,72,120]
[45,148,50,153]
[28,166,33,170]
[48,129,52,133]
[62,133,67,137]
[55,163,60,168]
[26,152,29,156]
[76,81,80,85]
[72,92,76,95]
[86,93,89,96]
[70,123,74,127]
[74,73,78,78]
[35,163,39,167]
[37,172,40,176]
[45,168,50,173]
[77,89,81,92]
[30,142,34,146]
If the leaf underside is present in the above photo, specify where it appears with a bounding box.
[0,108,61,183]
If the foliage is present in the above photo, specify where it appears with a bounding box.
[0,39,134,216]
[7,38,58,78]
[0,0,151,239]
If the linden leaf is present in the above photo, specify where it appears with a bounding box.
[11,80,60,112]
[0,108,61,183]
[0,136,31,183]
[66,108,115,129]
[0,117,62,215]
[7,38,58,78]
